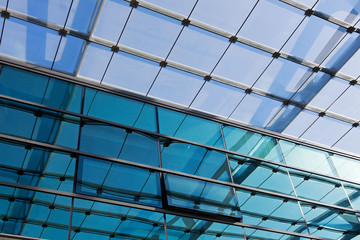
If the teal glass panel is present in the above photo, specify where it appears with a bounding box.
[0,185,71,240]
[160,140,231,181]
[300,203,360,237]
[288,169,351,207]
[243,227,307,240]
[166,215,245,239]
[84,88,157,132]
[158,107,224,148]
[279,140,337,176]
[76,156,162,207]
[164,174,241,218]
[222,125,283,163]
[342,182,360,211]
[80,122,159,166]
[70,198,165,239]
[237,190,305,234]
[0,66,83,112]
[229,155,294,195]
[0,140,75,192]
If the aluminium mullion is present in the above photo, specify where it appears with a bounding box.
[0,133,358,217]
[2,94,360,191]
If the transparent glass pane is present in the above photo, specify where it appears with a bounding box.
[0,185,71,240]
[283,110,318,138]
[342,182,360,211]
[165,173,241,217]
[160,140,231,181]
[331,154,360,184]
[279,140,337,176]
[148,67,204,106]
[80,123,159,166]
[238,0,304,49]
[144,0,197,16]
[0,18,60,68]
[334,127,360,155]
[77,156,162,207]
[191,81,245,117]
[222,125,283,163]
[314,0,360,24]
[338,47,360,78]
[66,0,98,33]
[158,107,224,148]
[328,84,360,120]
[168,25,229,72]
[84,88,157,132]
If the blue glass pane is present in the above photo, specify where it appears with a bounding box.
[314,0,360,24]
[222,125,283,163]
[213,42,272,86]
[279,140,337,176]
[282,16,346,64]
[283,110,318,137]
[120,7,182,58]
[80,123,159,166]
[0,185,71,240]
[71,199,165,239]
[158,107,224,148]
[161,141,231,181]
[103,51,160,94]
[144,0,197,16]
[0,18,60,68]
[8,0,72,26]
[301,116,351,146]
[148,67,204,106]
[52,35,84,74]
[342,182,360,211]
[334,127,360,155]
[254,58,313,99]
[337,48,360,78]
[191,81,245,117]
[328,84,360,120]
[84,88,157,132]
[289,169,351,207]
[78,43,112,81]
[66,0,98,33]
[0,66,83,112]
[229,156,294,195]
[266,104,303,132]
[244,227,305,240]
[238,0,304,49]
[331,154,360,184]
[93,0,131,43]
[168,25,229,72]
[230,94,283,128]
[77,156,162,207]
[191,0,256,34]
[165,174,241,217]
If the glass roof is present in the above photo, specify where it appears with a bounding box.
[1,0,360,156]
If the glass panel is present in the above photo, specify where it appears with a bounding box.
[314,0,360,24]
[238,0,304,49]
[213,42,273,86]
[337,48,360,78]
[243,226,308,240]
[0,18,60,68]
[230,94,283,128]
[238,189,305,233]
[66,0,98,33]
[0,140,75,192]
[254,58,313,99]
[144,0,197,16]
[93,0,131,43]
[191,81,246,117]
[8,0,72,26]
[160,140,231,181]
[282,15,346,64]
[229,155,294,195]
[300,116,352,147]
[191,0,256,34]
[70,198,165,239]
[76,156,162,207]
[222,125,283,163]
[102,51,160,94]
[84,88,157,132]
[80,122,159,166]
[283,110,318,138]
[165,174,241,217]
[342,182,360,211]
[333,127,360,155]
[331,154,360,184]
[0,66,83,112]
[120,7,182,58]
[158,107,224,148]
[328,84,360,120]
[168,25,229,72]
[288,169,351,207]
[0,185,71,240]
[148,67,204,106]
[279,140,337,176]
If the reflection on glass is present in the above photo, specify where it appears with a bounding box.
[77,156,162,207]
[165,174,241,218]
[331,154,360,184]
